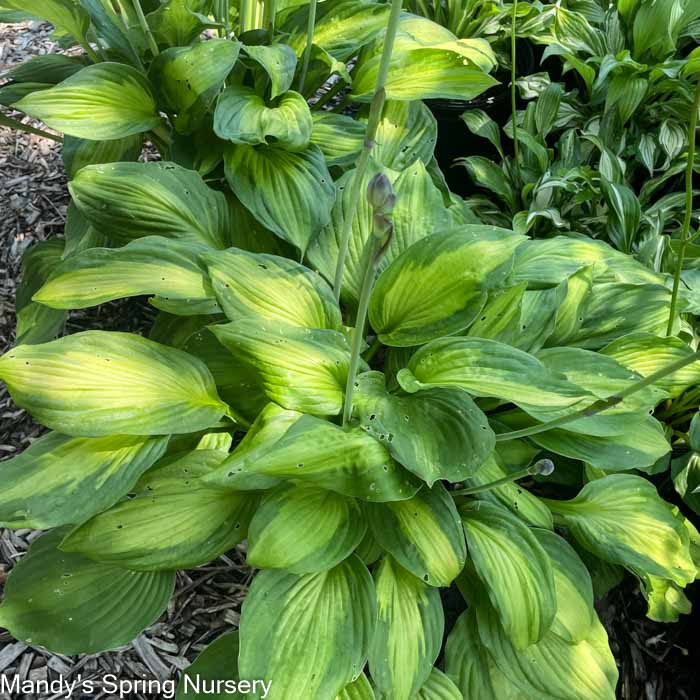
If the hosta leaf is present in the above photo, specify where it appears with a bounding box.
[467,283,526,345]
[33,237,218,314]
[149,39,240,134]
[3,0,88,40]
[176,632,241,700]
[547,265,594,346]
[284,0,392,61]
[210,413,422,502]
[462,453,553,529]
[533,529,595,643]
[398,337,593,422]
[61,449,257,570]
[600,333,700,398]
[369,227,525,346]
[148,0,209,48]
[368,483,466,586]
[0,331,227,436]
[247,485,366,573]
[0,529,174,654]
[336,674,375,700]
[369,557,443,700]
[414,668,462,700]
[641,575,692,623]
[310,112,365,167]
[460,501,556,649]
[203,247,341,329]
[526,415,670,472]
[372,100,438,170]
[351,371,494,484]
[352,45,498,101]
[211,320,349,416]
[70,161,231,247]
[239,557,376,700]
[14,63,160,139]
[459,156,515,210]
[543,474,696,586]
[79,0,144,66]
[307,159,449,307]
[0,433,168,530]
[445,608,520,700]
[243,43,297,100]
[477,601,618,700]
[600,178,641,252]
[224,144,334,255]
[61,133,143,179]
[4,54,87,84]
[215,86,312,151]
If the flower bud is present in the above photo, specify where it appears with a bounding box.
[532,458,555,476]
[367,173,395,214]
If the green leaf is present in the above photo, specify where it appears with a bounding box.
[14,63,160,139]
[61,449,257,570]
[600,178,641,252]
[543,474,696,586]
[0,433,168,529]
[336,674,375,700]
[534,82,562,138]
[148,39,240,135]
[308,159,449,308]
[0,529,174,654]
[203,247,340,329]
[61,133,143,179]
[466,283,526,346]
[459,156,515,210]
[414,668,463,700]
[148,0,209,49]
[461,109,503,157]
[533,529,595,643]
[209,413,422,502]
[462,453,553,529]
[243,43,297,100]
[0,331,227,436]
[69,161,231,247]
[605,75,647,125]
[477,600,618,700]
[79,0,143,67]
[641,575,693,623]
[369,557,443,700]
[351,371,494,484]
[398,337,593,423]
[310,111,365,167]
[215,86,312,152]
[445,608,520,700]
[239,557,376,700]
[2,0,88,40]
[368,483,466,586]
[352,44,498,101]
[33,237,218,314]
[369,227,525,346]
[247,485,366,573]
[672,452,700,516]
[210,320,349,416]
[224,144,334,255]
[176,632,243,699]
[461,501,556,649]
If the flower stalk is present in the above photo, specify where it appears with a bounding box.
[298,0,318,94]
[332,0,404,302]
[133,0,159,56]
[451,459,555,497]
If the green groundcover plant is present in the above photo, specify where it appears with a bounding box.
[1,2,700,700]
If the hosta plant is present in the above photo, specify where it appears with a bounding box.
[2,159,700,697]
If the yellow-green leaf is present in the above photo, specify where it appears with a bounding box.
[368,483,466,586]
[0,331,228,436]
[369,557,443,700]
[0,433,168,529]
[239,556,376,700]
[369,227,525,346]
[247,485,366,573]
[14,63,160,139]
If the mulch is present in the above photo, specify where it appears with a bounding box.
[1,18,699,700]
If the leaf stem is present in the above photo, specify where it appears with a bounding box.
[298,0,318,94]
[666,77,700,335]
[510,0,519,163]
[132,0,159,56]
[0,112,63,142]
[332,0,403,302]
[451,459,554,496]
[495,349,700,441]
[79,40,99,63]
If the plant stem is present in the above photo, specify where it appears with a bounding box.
[363,336,382,363]
[266,0,278,38]
[452,466,532,496]
[510,0,519,163]
[133,0,159,56]
[79,40,99,63]
[666,77,700,335]
[0,113,63,142]
[496,349,700,442]
[342,236,385,426]
[332,0,403,302]
[298,0,317,94]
